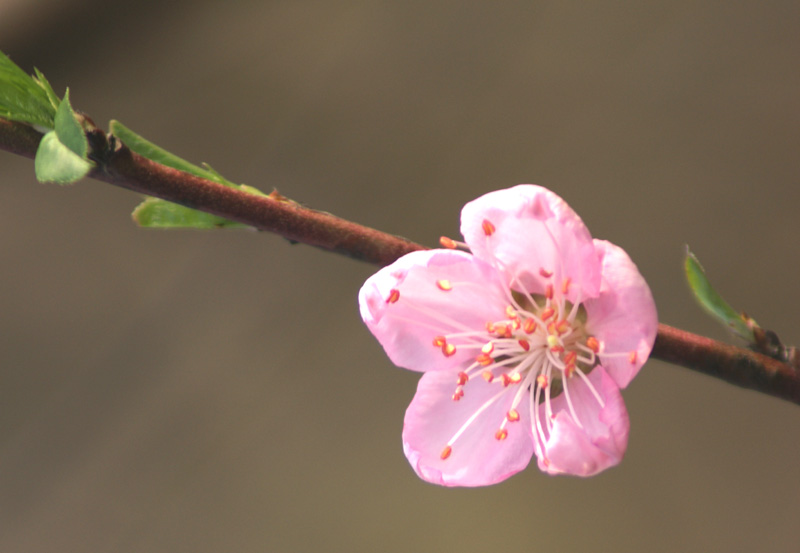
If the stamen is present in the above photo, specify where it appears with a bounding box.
[482,370,494,382]
[545,284,554,300]
[440,446,452,460]
[507,409,520,422]
[432,336,447,347]
[482,219,496,236]
[386,289,400,304]
[481,342,495,354]
[518,339,530,351]
[442,343,457,357]
[541,307,555,321]
[452,388,464,401]
[537,374,548,388]
[476,353,494,366]
[523,318,537,334]
[561,277,571,295]
[586,336,600,353]
[437,279,453,291]
[539,268,553,278]
[457,372,469,385]
[629,351,638,364]
[439,236,457,249]
[495,429,508,440]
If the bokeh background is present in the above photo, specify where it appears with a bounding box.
[2,1,799,551]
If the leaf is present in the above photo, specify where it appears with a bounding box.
[684,247,755,342]
[0,50,58,128]
[34,131,93,183]
[111,120,268,229]
[34,91,94,184]
[131,197,248,229]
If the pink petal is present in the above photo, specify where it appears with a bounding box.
[460,185,601,302]
[359,249,509,373]
[583,240,658,389]
[535,367,629,476]
[403,370,535,486]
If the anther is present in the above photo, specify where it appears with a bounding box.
[541,307,555,321]
[561,277,572,295]
[439,236,457,249]
[539,268,553,278]
[437,279,453,291]
[476,353,494,366]
[482,371,494,382]
[481,342,495,354]
[505,305,517,319]
[482,219,496,236]
[386,289,400,304]
[564,351,577,365]
[432,336,447,347]
[523,318,537,334]
[457,372,469,385]
[507,409,520,422]
[440,446,452,460]
[556,320,570,335]
[518,339,530,351]
[452,388,464,401]
[442,343,457,357]
[495,429,508,441]
[537,374,548,388]
[629,351,638,364]
[586,336,600,353]
[545,284,554,300]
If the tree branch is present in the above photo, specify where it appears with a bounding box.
[2,117,798,406]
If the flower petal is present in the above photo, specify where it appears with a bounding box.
[359,249,509,373]
[460,185,601,302]
[403,370,535,486]
[584,240,658,388]
[535,367,629,476]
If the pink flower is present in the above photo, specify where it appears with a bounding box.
[359,185,657,486]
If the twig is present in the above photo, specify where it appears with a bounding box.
[2,117,798,406]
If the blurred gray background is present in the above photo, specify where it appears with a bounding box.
[2,1,800,551]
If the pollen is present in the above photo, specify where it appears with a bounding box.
[439,236,457,249]
[482,219,496,236]
[440,446,452,460]
[436,279,453,291]
[386,289,400,304]
[442,343,457,357]
[495,429,508,440]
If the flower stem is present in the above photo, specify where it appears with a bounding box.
[2,117,798,405]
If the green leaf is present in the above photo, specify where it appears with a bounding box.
[0,50,58,128]
[684,247,755,341]
[34,91,93,184]
[131,197,248,229]
[110,120,234,185]
[111,120,268,229]
[54,90,87,157]
[34,131,93,183]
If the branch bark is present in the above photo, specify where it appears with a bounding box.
[2,117,799,406]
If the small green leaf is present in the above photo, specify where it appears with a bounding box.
[34,131,93,183]
[684,247,755,341]
[0,50,58,128]
[33,91,94,184]
[111,120,269,229]
[110,120,233,185]
[54,90,87,157]
[132,197,248,229]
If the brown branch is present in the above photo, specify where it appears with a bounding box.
[2,117,799,406]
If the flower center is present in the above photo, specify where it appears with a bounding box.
[431,274,604,461]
